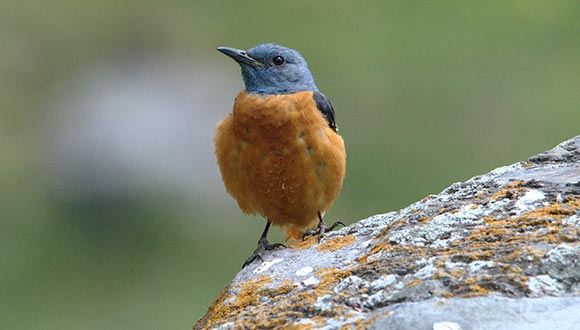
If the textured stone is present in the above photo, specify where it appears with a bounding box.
[195,136,580,330]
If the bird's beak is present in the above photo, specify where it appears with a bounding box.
[217,47,263,66]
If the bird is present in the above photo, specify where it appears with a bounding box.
[214,43,346,268]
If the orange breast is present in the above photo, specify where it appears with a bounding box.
[214,91,346,239]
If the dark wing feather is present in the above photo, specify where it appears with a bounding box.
[312,91,337,132]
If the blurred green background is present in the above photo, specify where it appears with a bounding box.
[2,1,579,329]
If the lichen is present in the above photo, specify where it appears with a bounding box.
[195,148,580,329]
[317,234,357,252]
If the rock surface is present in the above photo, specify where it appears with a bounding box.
[195,136,580,330]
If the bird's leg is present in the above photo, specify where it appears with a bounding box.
[302,211,345,243]
[242,220,286,268]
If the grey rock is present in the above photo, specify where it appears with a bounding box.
[527,275,564,297]
[371,297,580,330]
[540,244,580,287]
[195,136,580,330]
[368,274,398,291]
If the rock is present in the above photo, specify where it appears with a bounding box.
[194,136,580,330]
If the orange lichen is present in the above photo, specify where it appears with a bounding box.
[506,248,524,260]
[194,284,234,329]
[378,219,408,237]
[287,236,318,250]
[354,312,388,329]
[260,282,297,298]
[490,180,524,200]
[284,323,314,330]
[317,235,357,252]
[523,163,535,168]
[194,276,273,329]
[468,284,490,295]
[407,279,422,288]
[461,197,580,267]
[435,300,451,306]
[314,267,352,296]
[357,185,579,305]
[236,275,273,308]
[526,199,579,217]
[450,269,467,278]
[432,270,449,279]
[311,316,326,324]
[441,292,454,298]
[356,254,370,264]
[196,181,580,329]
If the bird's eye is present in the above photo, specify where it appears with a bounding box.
[272,56,285,65]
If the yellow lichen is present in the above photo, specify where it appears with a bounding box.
[288,237,318,250]
[441,292,454,298]
[490,180,524,200]
[195,186,580,329]
[259,282,297,297]
[450,269,467,278]
[314,267,352,296]
[235,275,273,308]
[194,284,234,329]
[317,234,357,252]
[468,284,490,295]
[407,279,422,288]
[193,276,272,329]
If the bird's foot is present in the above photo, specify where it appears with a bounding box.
[302,220,345,243]
[242,237,286,269]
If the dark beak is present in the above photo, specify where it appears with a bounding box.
[217,47,261,66]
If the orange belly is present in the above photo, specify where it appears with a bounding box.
[214,91,346,240]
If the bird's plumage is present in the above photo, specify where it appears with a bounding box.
[218,43,318,95]
[215,43,346,242]
[312,91,337,132]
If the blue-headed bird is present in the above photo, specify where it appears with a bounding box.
[215,44,346,267]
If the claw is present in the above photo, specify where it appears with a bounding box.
[242,221,286,268]
[302,212,345,242]
[327,221,345,231]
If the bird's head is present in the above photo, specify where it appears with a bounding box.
[217,43,318,95]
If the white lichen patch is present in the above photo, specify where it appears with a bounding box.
[298,276,320,286]
[387,206,484,247]
[313,294,333,313]
[253,258,284,274]
[295,266,313,276]
[368,274,397,291]
[416,258,438,279]
[467,261,495,273]
[515,189,546,213]
[527,275,564,297]
[433,321,463,330]
[334,275,364,293]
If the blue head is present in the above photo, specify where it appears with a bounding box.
[217,43,319,95]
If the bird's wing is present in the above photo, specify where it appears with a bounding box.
[312,91,338,132]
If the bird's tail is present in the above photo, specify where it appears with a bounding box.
[284,227,304,242]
